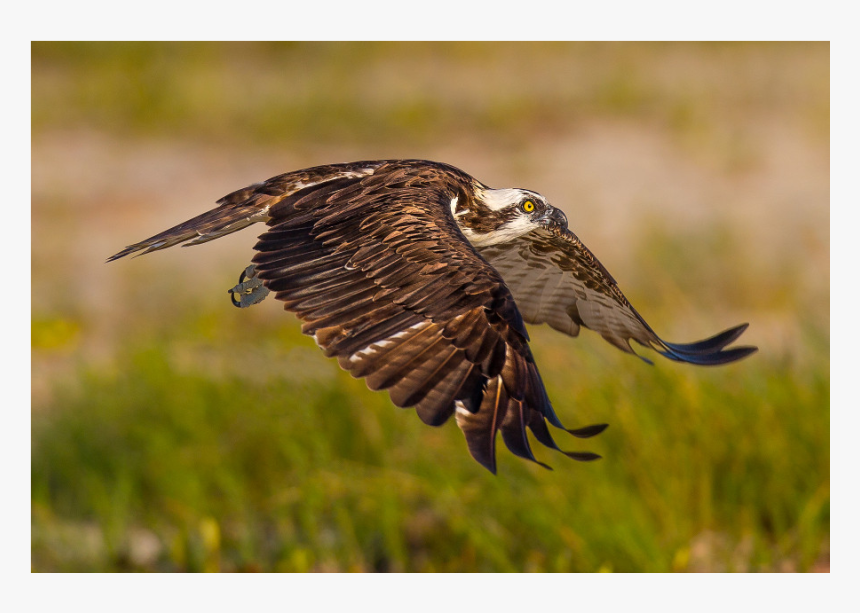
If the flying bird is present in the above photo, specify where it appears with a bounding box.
[109,159,756,473]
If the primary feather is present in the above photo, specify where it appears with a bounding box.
[109,159,756,473]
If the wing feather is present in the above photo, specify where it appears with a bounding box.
[455,378,507,474]
[246,161,597,471]
[477,224,756,366]
[106,163,381,262]
[500,400,551,470]
[110,160,655,472]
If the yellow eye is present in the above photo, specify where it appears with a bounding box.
[522,200,535,213]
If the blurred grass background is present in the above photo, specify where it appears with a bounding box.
[31,42,829,572]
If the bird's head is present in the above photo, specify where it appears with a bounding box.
[454,186,568,247]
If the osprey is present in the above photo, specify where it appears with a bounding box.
[109,159,756,473]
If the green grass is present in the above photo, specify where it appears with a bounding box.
[31,308,829,572]
[30,41,829,572]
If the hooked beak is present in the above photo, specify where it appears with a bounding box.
[541,206,568,229]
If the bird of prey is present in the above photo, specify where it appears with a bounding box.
[109,159,756,473]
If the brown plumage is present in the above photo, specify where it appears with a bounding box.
[109,159,756,473]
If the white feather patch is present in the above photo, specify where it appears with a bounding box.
[449,195,459,217]
[389,321,429,341]
[347,322,428,363]
[461,215,540,247]
[480,188,525,212]
[454,400,470,417]
[292,168,376,193]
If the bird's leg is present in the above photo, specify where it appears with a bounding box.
[228,264,270,308]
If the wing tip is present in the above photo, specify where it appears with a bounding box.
[476,455,498,475]
[563,451,602,462]
[657,322,757,366]
[566,423,609,439]
[106,248,133,263]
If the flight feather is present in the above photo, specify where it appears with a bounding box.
[108,159,756,472]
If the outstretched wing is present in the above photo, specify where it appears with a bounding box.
[246,161,601,473]
[477,224,757,365]
[107,162,384,261]
[109,160,600,472]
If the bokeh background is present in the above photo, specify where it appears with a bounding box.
[31,42,829,572]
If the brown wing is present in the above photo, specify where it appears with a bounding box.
[249,161,602,473]
[477,224,757,366]
[107,162,384,261]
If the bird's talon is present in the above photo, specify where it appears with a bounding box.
[228,265,270,308]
